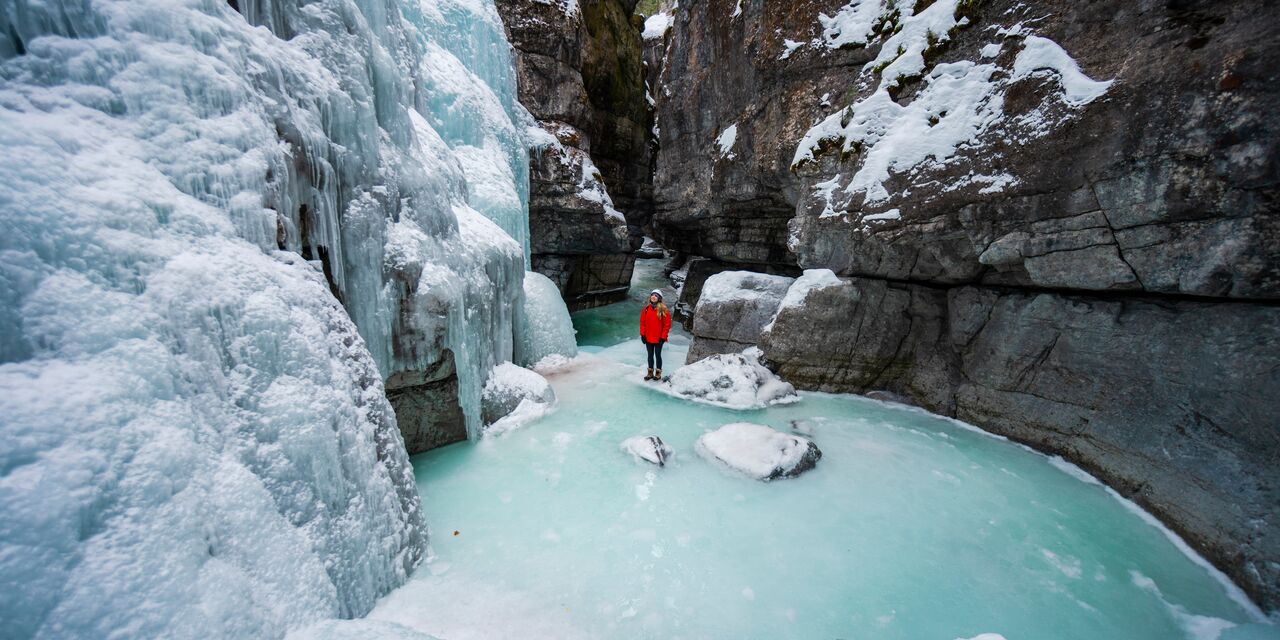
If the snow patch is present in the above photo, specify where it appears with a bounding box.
[716,124,739,159]
[765,269,846,333]
[781,39,804,59]
[1013,36,1114,106]
[643,12,673,40]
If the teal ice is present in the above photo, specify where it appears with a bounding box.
[364,261,1278,640]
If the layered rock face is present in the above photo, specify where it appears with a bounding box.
[655,0,1280,608]
[497,0,655,309]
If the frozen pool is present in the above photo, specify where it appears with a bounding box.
[362,261,1276,640]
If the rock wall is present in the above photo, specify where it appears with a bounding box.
[656,0,1280,608]
[497,0,655,309]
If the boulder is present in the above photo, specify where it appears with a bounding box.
[687,270,794,361]
[695,422,821,480]
[621,436,673,466]
[661,348,798,410]
[481,362,556,426]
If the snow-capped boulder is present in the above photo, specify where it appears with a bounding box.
[661,348,799,409]
[695,423,822,481]
[688,270,796,361]
[621,436,673,467]
[481,362,556,426]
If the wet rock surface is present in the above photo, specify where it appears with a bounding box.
[496,0,655,308]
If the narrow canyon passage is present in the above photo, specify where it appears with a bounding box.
[357,261,1272,640]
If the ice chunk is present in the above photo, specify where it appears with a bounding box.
[695,422,822,480]
[659,348,799,409]
[482,362,556,427]
[621,436,674,466]
[515,271,579,367]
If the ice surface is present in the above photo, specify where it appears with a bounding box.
[0,0,545,634]
[359,336,1270,639]
[514,271,579,367]
[660,347,800,409]
[695,422,821,480]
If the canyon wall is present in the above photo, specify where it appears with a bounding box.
[496,0,656,310]
[652,0,1280,608]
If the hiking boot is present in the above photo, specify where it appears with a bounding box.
[644,368,654,381]
[653,368,662,381]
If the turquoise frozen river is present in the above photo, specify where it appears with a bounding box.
[365,261,1276,640]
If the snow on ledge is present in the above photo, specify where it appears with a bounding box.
[643,12,673,40]
[715,123,738,159]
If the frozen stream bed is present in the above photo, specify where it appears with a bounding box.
[361,262,1275,640]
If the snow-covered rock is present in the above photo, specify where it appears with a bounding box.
[661,348,799,409]
[621,436,673,467]
[481,362,556,428]
[688,270,795,360]
[0,0,539,633]
[695,423,822,480]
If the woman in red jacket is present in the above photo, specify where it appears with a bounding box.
[640,289,672,380]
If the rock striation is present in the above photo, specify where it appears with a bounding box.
[657,0,1280,608]
[496,0,656,309]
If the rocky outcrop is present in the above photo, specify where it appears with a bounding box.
[385,352,468,454]
[687,270,794,361]
[496,0,655,309]
[656,0,1280,608]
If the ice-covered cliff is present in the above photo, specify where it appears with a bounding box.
[0,0,553,635]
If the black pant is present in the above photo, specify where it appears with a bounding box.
[645,340,664,370]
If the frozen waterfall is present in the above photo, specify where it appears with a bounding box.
[0,0,573,636]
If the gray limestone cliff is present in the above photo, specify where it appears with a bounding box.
[653,0,1280,608]
[496,0,655,310]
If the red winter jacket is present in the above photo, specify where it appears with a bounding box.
[640,304,672,343]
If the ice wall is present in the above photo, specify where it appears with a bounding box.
[514,271,579,367]
[0,0,541,635]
